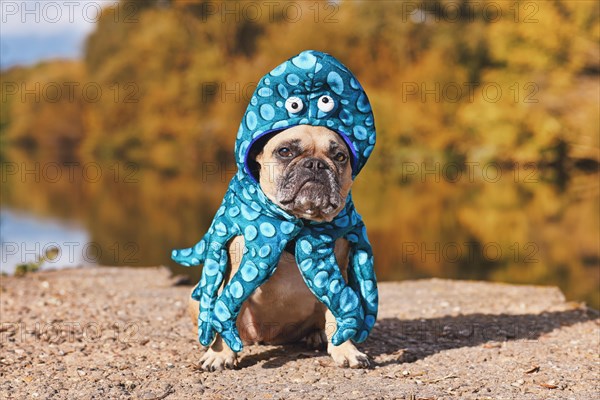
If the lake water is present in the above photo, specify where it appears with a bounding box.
[1,210,90,274]
[1,155,598,308]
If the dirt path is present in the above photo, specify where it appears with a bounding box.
[1,267,598,399]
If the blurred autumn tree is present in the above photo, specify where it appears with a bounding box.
[0,0,598,306]
[2,0,598,170]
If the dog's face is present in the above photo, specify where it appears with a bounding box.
[254,125,353,222]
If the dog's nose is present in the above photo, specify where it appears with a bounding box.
[302,157,328,171]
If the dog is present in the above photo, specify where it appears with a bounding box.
[189,125,371,371]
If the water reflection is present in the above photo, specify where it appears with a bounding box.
[0,210,90,274]
[1,149,598,309]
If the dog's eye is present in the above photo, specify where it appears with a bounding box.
[285,97,304,113]
[333,152,347,163]
[278,147,294,158]
[317,95,335,112]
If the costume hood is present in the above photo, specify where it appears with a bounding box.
[236,50,375,180]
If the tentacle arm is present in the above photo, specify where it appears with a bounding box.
[210,237,286,352]
[294,235,365,346]
[345,222,378,343]
[171,206,238,347]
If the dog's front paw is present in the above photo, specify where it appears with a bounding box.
[199,348,238,371]
[328,341,371,369]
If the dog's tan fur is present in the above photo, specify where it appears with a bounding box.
[190,125,370,370]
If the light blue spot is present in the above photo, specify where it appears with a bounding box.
[214,222,227,237]
[357,330,368,343]
[258,261,269,270]
[214,300,231,321]
[300,259,313,271]
[364,145,374,158]
[365,315,376,329]
[252,129,265,139]
[238,140,249,161]
[260,104,275,121]
[365,115,374,127]
[171,250,178,258]
[357,93,371,113]
[346,233,358,243]
[363,279,374,292]
[326,120,334,127]
[211,319,222,331]
[280,221,295,234]
[241,262,259,282]
[292,51,317,69]
[319,234,333,243]
[286,74,300,86]
[271,63,286,76]
[368,134,376,145]
[329,279,342,294]
[228,206,240,217]
[299,240,312,254]
[366,291,378,305]
[180,248,192,257]
[270,119,288,130]
[350,77,361,90]
[246,111,257,130]
[342,328,356,342]
[203,259,220,276]
[260,222,276,237]
[244,225,258,241]
[340,287,359,313]
[276,101,283,108]
[353,125,368,140]
[242,188,252,200]
[259,245,271,258]
[199,311,209,322]
[314,271,329,288]
[334,215,350,228]
[258,87,273,97]
[200,293,211,308]
[277,84,288,99]
[241,203,259,221]
[315,62,323,73]
[340,109,354,126]
[327,71,344,95]
[229,281,243,299]
[250,201,261,212]
[357,251,369,265]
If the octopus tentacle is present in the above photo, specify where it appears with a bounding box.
[171,236,208,267]
[345,223,378,343]
[171,203,239,347]
[294,234,365,346]
[210,234,289,352]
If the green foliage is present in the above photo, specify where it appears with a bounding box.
[14,247,59,277]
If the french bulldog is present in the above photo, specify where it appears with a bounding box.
[189,125,371,370]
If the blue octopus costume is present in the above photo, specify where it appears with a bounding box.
[172,50,378,353]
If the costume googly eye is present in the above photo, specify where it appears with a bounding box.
[317,95,335,112]
[285,97,304,113]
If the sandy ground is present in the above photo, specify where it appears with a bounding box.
[0,266,598,400]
